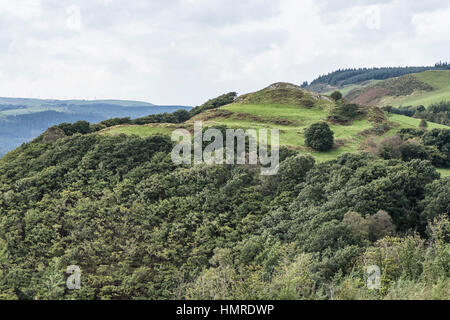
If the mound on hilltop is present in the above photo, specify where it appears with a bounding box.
[100,80,448,165]
[236,82,331,107]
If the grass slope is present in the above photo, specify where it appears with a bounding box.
[345,70,450,107]
[200,103,373,162]
[391,71,450,106]
[102,82,448,165]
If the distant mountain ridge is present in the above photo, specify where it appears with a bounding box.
[0,97,154,107]
[0,97,191,156]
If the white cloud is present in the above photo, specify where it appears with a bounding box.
[66,5,82,31]
[0,0,449,105]
[412,6,450,40]
[0,0,42,20]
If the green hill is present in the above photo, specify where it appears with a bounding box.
[0,117,449,300]
[102,82,448,166]
[0,81,449,300]
[305,65,450,93]
[345,70,450,107]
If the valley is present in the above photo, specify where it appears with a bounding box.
[0,97,191,156]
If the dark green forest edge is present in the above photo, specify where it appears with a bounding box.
[388,101,449,125]
[0,90,449,300]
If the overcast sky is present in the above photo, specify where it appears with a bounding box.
[0,0,449,105]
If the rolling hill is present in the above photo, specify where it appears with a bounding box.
[0,82,449,300]
[344,70,450,107]
[305,63,450,93]
[0,80,449,300]
[101,82,448,171]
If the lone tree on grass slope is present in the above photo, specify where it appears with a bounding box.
[330,90,343,101]
[305,122,334,151]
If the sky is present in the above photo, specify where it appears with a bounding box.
[0,0,449,106]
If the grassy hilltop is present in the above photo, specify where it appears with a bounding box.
[101,82,448,171]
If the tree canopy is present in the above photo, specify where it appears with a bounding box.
[0,131,448,300]
[305,122,334,151]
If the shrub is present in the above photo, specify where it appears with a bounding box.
[328,103,361,124]
[390,102,449,125]
[419,119,428,129]
[278,154,315,191]
[362,123,391,136]
[305,122,334,151]
[382,278,449,300]
[367,210,396,242]
[398,128,424,140]
[190,92,237,116]
[343,211,370,242]
[381,105,393,113]
[421,129,450,166]
[343,210,395,242]
[399,140,430,162]
[100,117,131,127]
[338,103,360,119]
[57,120,93,136]
[421,183,450,223]
[330,91,343,101]
[378,136,403,159]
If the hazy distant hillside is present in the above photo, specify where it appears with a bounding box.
[0,97,154,108]
[0,98,191,156]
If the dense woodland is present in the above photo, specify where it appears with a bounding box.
[0,90,449,300]
[0,122,448,300]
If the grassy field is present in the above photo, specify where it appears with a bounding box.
[199,103,374,162]
[387,113,448,130]
[103,102,447,164]
[437,168,450,177]
[100,81,448,170]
